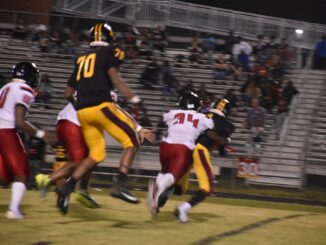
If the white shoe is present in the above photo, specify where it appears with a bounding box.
[174,207,188,223]
[6,210,24,219]
[146,179,159,215]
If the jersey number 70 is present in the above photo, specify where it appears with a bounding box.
[76,53,96,81]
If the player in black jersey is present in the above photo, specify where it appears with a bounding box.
[175,98,235,222]
[56,23,154,214]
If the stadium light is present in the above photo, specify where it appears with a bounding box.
[295,29,304,35]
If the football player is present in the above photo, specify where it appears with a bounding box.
[55,23,154,214]
[175,98,235,222]
[0,62,55,219]
[147,91,214,215]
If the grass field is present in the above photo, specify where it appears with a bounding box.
[1,188,326,245]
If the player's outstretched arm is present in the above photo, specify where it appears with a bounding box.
[15,104,56,145]
[108,67,140,103]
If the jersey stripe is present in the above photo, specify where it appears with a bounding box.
[101,107,139,147]
[20,86,35,96]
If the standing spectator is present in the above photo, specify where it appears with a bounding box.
[201,35,216,64]
[27,134,46,189]
[152,26,167,56]
[189,37,201,64]
[224,30,236,55]
[161,61,179,99]
[213,54,228,80]
[36,74,53,108]
[245,98,266,148]
[314,35,326,70]
[282,80,299,104]
[253,35,265,55]
[275,97,289,139]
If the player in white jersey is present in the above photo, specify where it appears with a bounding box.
[36,91,155,212]
[147,92,214,214]
[0,62,55,219]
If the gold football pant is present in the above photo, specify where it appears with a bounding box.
[178,143,214,193]
[77,102,140,163]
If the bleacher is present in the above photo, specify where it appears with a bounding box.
[0,34,324,188]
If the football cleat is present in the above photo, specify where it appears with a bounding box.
[56,188,70,215]
[5,210,24,219]
[35,173,50,198]
[158,186,174,208]
[75,191,100,209]
[111,177,139,204]
[174,207,188,223]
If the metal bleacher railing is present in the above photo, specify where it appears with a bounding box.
[51,0,326,49]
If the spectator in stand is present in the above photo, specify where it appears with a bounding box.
[201,34,216,64]
[253,35,265,55]
[189,37,201,64]
[36,74,52,108]
[39,32,49,53]
[152,26,167,56]
[314,35,326,70]
[49,31,62,54]
[282,80,299,104]
[12,18,27,41]
[139,57,160,89]
[213,54,228,80]
[275,97,289,139]
[161,60,179,100]
[265,36,278,50]
[243,81,261,106]
[139,28,153,59]
[123,26,139,59]
[224,30,237,55]
[244,97,266,148]
[178,79,195,96]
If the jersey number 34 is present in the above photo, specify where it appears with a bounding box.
[173,112,199,128]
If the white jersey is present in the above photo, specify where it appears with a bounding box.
[57,103,80,126]
[163,109,214,150]
[0,81,35,129]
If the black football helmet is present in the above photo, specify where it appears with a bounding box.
[89,23,115,47]
[178,91,201,110]
[212,98,231,117]
[12,62,40,89]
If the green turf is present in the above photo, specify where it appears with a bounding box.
[1,188,326,245]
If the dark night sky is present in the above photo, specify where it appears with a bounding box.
[180,0,326,25]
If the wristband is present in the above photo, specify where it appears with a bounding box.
[130,95,141,104]
[226,137,231,144]
[136,125,143,132]
[35,129,45,139]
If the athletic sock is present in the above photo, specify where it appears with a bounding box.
[188,190,208,207]
[116,170,128,183]
[9,182,26,213]
[64,177,77,193]
[179,201,192,212]
[155,173,174,202]
[80,177,89,193]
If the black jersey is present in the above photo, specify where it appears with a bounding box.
[68,45,124,110]
[197,112,235,149]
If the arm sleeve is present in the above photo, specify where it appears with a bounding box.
[104,47,124,71]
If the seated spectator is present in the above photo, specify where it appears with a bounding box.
[244,98,266,148]
[36,74,52,108]
[152,26,167,56]
[123,26,139,59]
[49,31,62,54]
[12,18,27,41]
[139,57,160,89]
[189,37,201,64]
[275,97,289,139]
[243,81,261,106]
[213,54,228,80]
[39,32,49,53]
[282,80,299,104]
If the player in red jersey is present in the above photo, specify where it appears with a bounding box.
[0,62,55,219]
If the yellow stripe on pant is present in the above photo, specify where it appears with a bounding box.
[77,102,140,163]
[192,143,214,193]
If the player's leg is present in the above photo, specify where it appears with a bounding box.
[56,109,105,214]
[99,103,140,203]
[151,143,192,214]
[0,129,29,219]
[175,143,213,223]
[0,154,12,187]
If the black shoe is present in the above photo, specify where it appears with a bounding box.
[56,188,70,215]
[111,178,139,204]
[158,186,174,208]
